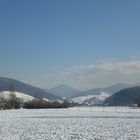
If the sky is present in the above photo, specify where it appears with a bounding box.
[0,0,140,90]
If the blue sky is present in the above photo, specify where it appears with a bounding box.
[0,0,140,89]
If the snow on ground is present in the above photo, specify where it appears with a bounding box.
[0,107,140,140]
[0,91,34,101]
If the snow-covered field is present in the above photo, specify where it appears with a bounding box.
[0,107,140,140]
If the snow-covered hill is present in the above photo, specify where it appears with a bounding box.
[70,92,110,105]
[0,91,35,102]
[0,77,62,101]
[0,91,64,103]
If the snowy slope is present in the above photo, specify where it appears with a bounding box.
[0,91,63,103]
[0,91,34,102]
[0,77,62,101]
[71,95,96,104]
[70,92,110,105]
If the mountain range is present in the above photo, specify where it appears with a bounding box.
[1,77,140,106]
[47,83,136,105]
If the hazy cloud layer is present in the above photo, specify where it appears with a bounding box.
[63,61,140,89]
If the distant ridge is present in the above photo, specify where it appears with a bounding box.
[71,83,131,98]
[47,85,79,98]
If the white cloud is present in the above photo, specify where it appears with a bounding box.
[63,61,140,90]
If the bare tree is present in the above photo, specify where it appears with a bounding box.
[9,84,17,108]
[135,96,140,107]
[0,95,6,109]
